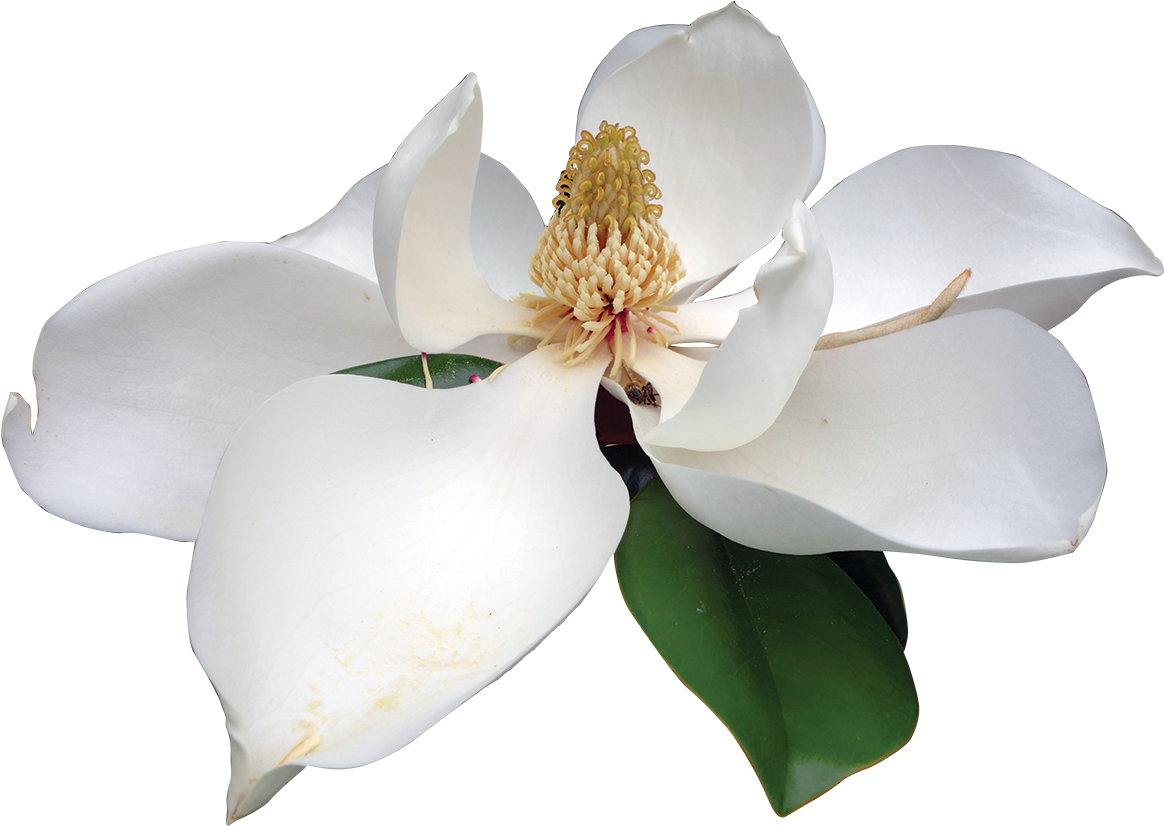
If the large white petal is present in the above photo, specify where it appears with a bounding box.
[631,310,1105,562]
[276,155,543,298]
[577,4,819,300]
[577,14,824,210]
[2,243,405,541]
[669,288,756,344]
[813,146,1162,332]
[273,164,384,281]
[576,24,685,122]
[187,346,627,821]
[469,154,545,299]
[373,76,531,351]
[643,202,832,451]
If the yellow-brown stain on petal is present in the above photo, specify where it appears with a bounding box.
[369,693,401,716]
[297,600,535,748]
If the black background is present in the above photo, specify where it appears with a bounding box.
[6,8,1154,826]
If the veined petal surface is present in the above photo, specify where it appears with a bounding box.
[630,310,1105,562]
[813,146,1162,332]
[3,242,404,541]
[643,202,832,451]
[578,4,819,301]
[187,347,627,821]
[373,75,531,351]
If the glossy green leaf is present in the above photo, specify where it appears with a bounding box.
[615,478,918,816]
[334,353,502,388]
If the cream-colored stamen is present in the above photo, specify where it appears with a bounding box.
[514,122,685,373]
[420,352,434,389]
[814,269,971,351]
[486,362,512,382]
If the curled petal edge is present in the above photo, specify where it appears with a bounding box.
[373,75,530,352]
[812,145,1162,332]
[643,202,833,452]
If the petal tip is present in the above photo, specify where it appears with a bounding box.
[2,392,32,464]
[223,741,304,824]
[3,391,29,429]
[1069,491,1103,555]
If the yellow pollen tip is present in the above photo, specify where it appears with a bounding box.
[515,122,685,370]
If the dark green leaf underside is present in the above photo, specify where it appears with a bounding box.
[615,478,918,816]
[826,551,908,648]
[334,353,503,389]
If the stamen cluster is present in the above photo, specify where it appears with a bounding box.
[515,122,685,375]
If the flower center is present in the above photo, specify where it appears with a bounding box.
[514,122,685,376]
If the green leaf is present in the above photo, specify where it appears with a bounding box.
[615,478,918,816]
[826,551,908,648]
[334,353,503,388]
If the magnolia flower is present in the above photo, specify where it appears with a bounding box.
[4,4,1159,823]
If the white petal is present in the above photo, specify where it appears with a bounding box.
[274,164,384,281]
[2,243,405,541]
[277,155,543,299]
[644,202,833,451]
[578,4,820,300]
[812,146,1162,332]
[626,342,706,423]
[577,15,824,219]
[634,310,1105,562]
[373,76,531,351]
[187,346,627,821]
[669,288,756,344]
[577,24,686,122]
[802,82,826,201]
[469,155,545,299]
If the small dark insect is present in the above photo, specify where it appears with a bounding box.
[624,379,660,408]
